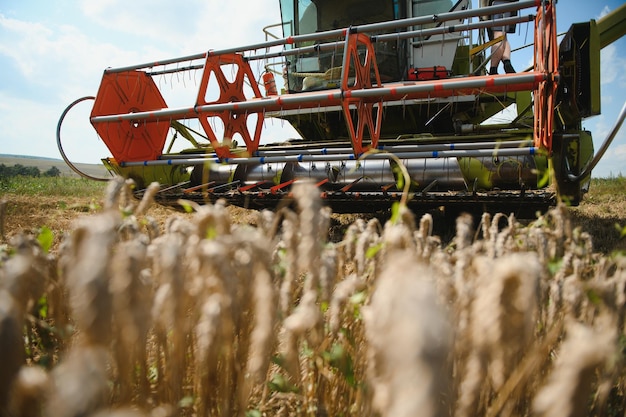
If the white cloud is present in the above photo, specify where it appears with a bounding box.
[0,14,53,77]
[0,91,100,162]
[1,13,136,103]
[600,44,619,86]
[77,0,282,54]
[597,5,611,20]
[584,110,626,178]
[79,0,203,46]
[615,144,626,158]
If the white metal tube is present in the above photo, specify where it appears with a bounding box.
[118,147,537,167]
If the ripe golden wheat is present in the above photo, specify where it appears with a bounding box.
[1,177,625,417]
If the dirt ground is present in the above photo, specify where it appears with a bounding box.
[0,194,261,253]
[2,189,625,255]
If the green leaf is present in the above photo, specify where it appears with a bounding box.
[271,354,286,369]
[268,373,298,393]
[327,343,356,387]
[121,208,134,218]
[586,289,602,306]
[38,294,48,319]
[37,226,54,253]
[537,168,550,188]
[366,243,383,259]
[246,410,262,417]
[301,343,314,358]
[615,223,626,239]
[89,199,101,211]
[547,259,562,275]
[177,199,195,213]
[390,201,401,224]
[206,226,217,240]
[349,291,367,306]
[536,154,551,188]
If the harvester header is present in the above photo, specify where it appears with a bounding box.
[57,0,626,216]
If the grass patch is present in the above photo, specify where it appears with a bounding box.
[0,176,107,198]
[588,176,626,201]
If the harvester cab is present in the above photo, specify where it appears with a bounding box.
[57,0,626,216]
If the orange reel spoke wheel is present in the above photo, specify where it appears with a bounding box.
[90,71,169,162]
[341,32,383,156]
[196,53,264,159]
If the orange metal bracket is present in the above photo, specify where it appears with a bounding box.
[340,177,364,192]
[315,178,330,187]
[270,179,297,194]
[183,181,216,193]
[196,53,264,159]
[239,181,268,192]
[340,32,383,156]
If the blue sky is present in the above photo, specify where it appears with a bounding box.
[0,0,625,177]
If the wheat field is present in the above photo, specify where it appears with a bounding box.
[1,178,625,417]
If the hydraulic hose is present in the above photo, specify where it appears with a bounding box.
[56,96,111,181]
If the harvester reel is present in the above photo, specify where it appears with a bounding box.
[196,53,265,159]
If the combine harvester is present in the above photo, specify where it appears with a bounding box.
[57,0,626,217]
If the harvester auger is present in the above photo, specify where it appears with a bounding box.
[57,0,626,216]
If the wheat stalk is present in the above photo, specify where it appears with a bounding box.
[364,251,452,417]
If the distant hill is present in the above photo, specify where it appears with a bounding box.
[0,154,110,178]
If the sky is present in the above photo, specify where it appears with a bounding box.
[0,0,625,177]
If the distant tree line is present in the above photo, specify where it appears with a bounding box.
[0,163,61,178]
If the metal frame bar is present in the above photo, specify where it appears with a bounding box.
[91,72,546,124]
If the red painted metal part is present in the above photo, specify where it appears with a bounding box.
[270,178,297,194]
[533,0,558,152]
[183,181,215,193]
[196,53,264,159]
[90,71,169,162]
[239,181,268,192]
[340,32,383,156]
